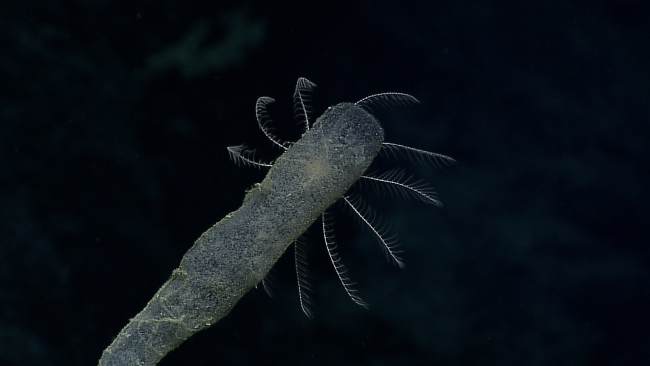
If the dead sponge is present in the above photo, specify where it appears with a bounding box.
[98,103,384,366]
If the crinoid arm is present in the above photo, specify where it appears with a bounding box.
[380,142,456,169]
[360,168,443,207]
[322,211,369,308]
[342,195,405,269]
[293,77,317,132]
[255,97,291,150]
[260,272,275,298]
[355,92,420,113]
[294,237,315,318]
[226,144,273,168]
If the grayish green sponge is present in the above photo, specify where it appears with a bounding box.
[98,103,384,366]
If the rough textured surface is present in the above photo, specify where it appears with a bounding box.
[98,103,384,365]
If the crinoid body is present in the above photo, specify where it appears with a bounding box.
[229,78,455,317]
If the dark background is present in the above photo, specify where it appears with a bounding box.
[2,1,649,365]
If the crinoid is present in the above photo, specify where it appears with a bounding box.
[228,78,455,317]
